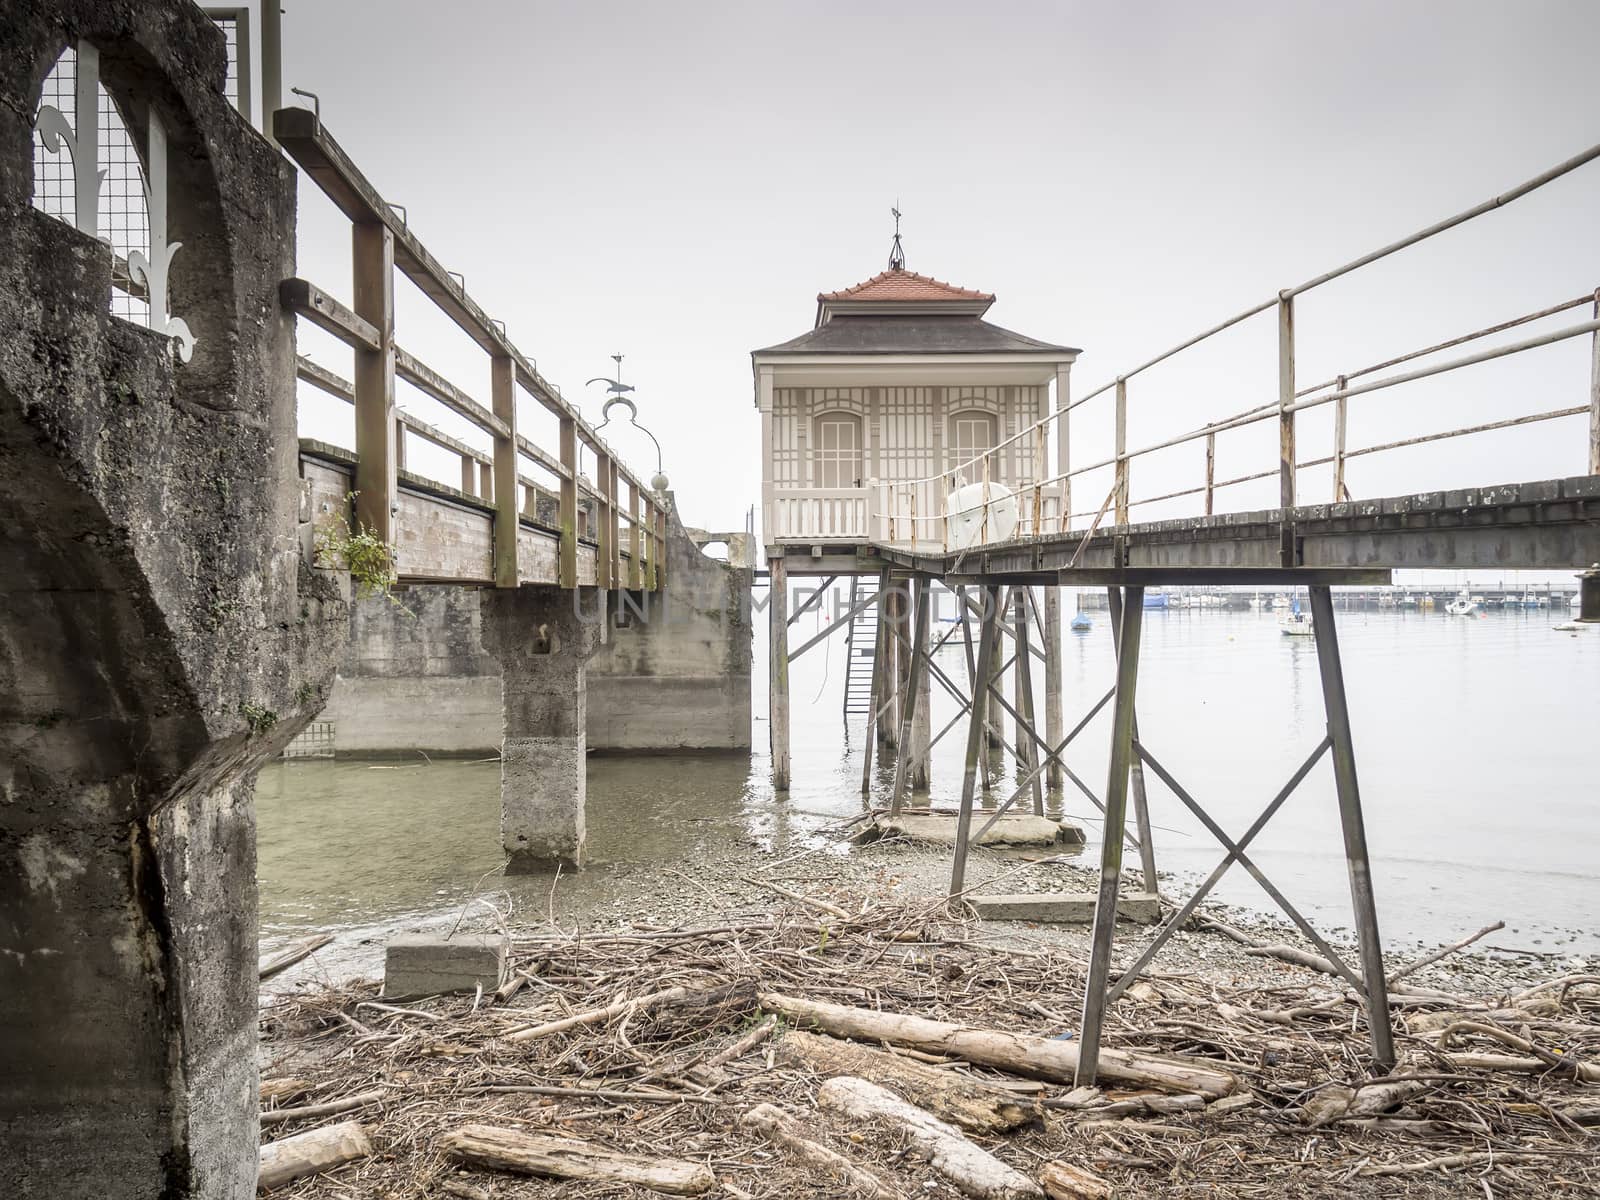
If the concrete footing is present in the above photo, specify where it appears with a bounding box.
[970,892,1161,924]
[480,587,599,872]
[384,933,509,999]
[867,812,1086,848]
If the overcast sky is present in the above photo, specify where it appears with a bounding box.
[279,1,1600,572]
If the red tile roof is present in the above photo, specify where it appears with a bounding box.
[819,269,994,303]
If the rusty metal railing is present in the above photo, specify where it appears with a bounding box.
[882,141,1600,553]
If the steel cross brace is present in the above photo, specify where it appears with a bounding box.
[787,586,882,662]
[1104,735,1338,1003]
[890,607,1149,852]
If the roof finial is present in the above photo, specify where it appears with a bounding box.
[888,203,905,271]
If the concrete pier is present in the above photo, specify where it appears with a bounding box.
[1,6,348,1191]
[312,497,751,756]
[481,587,598,870]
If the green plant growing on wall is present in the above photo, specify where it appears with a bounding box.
[237,701,278,736]
[315,491,400,602]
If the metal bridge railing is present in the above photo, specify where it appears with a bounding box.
[882,142,1600,555]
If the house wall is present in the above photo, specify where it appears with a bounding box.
[771,384,1046,490]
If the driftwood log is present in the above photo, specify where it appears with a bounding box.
[440,1123,716,1195]
[259,1088,385,1128]
[776,1030,1034,1133]
[818,1077,1043,1200]
[258,1077,310,1105]
[258,934,333,981]
[1039,1161,1113,1200]
[740,1103,903,1199]
[258,1120,372,1191]
[503,981,750,1044]
[762,992,1237,1097]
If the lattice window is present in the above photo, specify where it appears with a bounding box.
[31,46,151,326]
[949,410,996,484]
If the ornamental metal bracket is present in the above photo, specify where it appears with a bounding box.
[589,354,667,491]
[127,108,197,363]
[33,39,104,237]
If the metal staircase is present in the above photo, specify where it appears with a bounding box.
[841,577,879,723]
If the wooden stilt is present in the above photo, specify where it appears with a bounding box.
[769,557,790,791]
[860,568,892,797]
[1012,589,1045,816]
[1107,587,1159,894]
[880,581,904,749]
[984,590,1006,752]
[911,589,933,793]
[1077,585,1144,1087]
[950,585,1002,897]
[1307,584,1396,1070]
[889,578,932,816]
[1041,586,1064,792]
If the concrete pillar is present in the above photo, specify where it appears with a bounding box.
[1579,565,1600,623]
[1042,586,1064,790]
[480,586,600,869]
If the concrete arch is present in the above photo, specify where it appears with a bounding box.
[0,3,348,1195]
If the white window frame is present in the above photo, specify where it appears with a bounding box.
[949,410,997,481]
[813,411,863,489]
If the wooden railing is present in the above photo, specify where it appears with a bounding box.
[275,106,666,592]
[766,487,871,542]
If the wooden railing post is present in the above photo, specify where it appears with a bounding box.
[1278,293,1296,565]
[628,483,643,590]
[1055,362,1072,531]
[1273,296,1299,569]
[558,415,578,589]
[1114,377,1129,526]
[594,447,613,592]
[490,355,518,586]
[351,220,396,543]
[654,502,667,591]
[1333,373,1349,502]
[1589,289,1599,475]
[1204,430,1215,516]
[608,462,622,589]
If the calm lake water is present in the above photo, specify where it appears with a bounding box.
[258,599,1600,964]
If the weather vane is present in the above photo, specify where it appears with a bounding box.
[588,354,669,492]
[888,202,905,271]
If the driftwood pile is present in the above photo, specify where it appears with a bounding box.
[258,894,1600,1197]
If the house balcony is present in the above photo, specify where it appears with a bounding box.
[764,481,1065,557]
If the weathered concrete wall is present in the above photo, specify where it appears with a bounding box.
[318,496,752,753]
[320,587,501,754]
[0,4,346,1196]
[587,499,753,751]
